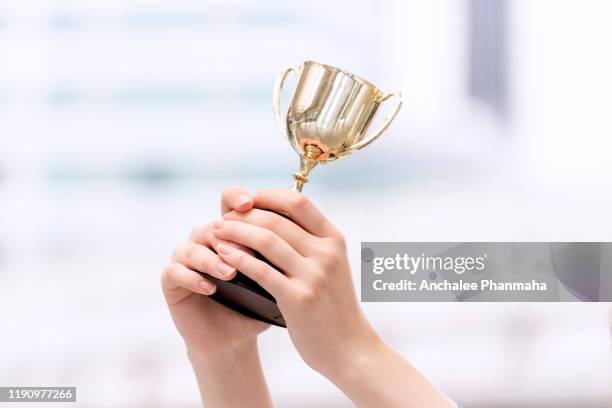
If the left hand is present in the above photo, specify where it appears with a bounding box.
[162,187,269,360]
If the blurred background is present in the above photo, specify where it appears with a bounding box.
[1,0,611,406]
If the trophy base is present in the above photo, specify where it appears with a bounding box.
[201,271,287,328]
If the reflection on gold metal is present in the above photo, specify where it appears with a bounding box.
[273,61,402,192]
[304,144,322,160]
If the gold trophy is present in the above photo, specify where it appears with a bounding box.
[208,61,402,327]
[274,61,402,192]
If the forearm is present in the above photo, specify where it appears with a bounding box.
[188,340,273,408]
[322,334,455,408]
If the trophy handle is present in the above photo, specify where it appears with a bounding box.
[272,65,297,141]
[350,91,402,152]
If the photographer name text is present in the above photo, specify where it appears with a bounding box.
[370,254,547,293]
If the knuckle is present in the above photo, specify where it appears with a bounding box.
[254,262,269,282]
[232,249,245,264]
[189,226,198,239]
[254,211,273,230]
[289,193,309,212]
[309,270,326,291]
[222,221,235,234]
[260,230,277,247]
[170,245,182,261]
[189,226,206,242]
[183,245,195,261]
[334,234,347,249]
[237,249,246,261]
[317,236,347,269]
[160,264,170,282]
[296,287,316,304]
[162,262,179,282]
[319,246,340,269]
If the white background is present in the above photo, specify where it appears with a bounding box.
[0,0,611,406]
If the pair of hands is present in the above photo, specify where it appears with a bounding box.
[161,186,376,377]
[161,187,456,408]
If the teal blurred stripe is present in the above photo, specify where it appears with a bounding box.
[44,152,433,192]
[47,88,83,105]
[49,14,84,30]
[123,12,297,26]
[122,14,210,27]
[114,86,209,105]
[46,85,269,107]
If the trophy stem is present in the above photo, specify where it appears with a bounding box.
[290,177,307,192]
[290,145,321,192]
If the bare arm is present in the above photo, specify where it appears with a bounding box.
[214,188,456,407]
[188,341,272,408]
[162,187,273,407]
[322,335,454,408]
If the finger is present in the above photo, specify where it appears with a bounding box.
[212,220,303,275]
[171,242,236,281]
[189,224,253,255]
[222,209,319,256]
[216,243,293,299]
[221,186,253,214]
[253,188,338,237]
[161,262,216,296]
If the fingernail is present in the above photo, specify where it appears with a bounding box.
[217,244,233,255]
[236,194,252,207]
[215,261,235,277]
[211,220,224,230]
[199,280,216,294]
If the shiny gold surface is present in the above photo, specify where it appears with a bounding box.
[304,144,323,160]
[273,61,402,192]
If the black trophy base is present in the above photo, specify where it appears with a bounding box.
[202,271,286,327]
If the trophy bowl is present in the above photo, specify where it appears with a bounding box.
[206,61,402,327]
[274,61,402,191]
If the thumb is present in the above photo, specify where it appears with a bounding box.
[221,186,253,214]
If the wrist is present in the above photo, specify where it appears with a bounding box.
[187,338,259,369]
[328,333,388,383]
[188,338,273,408]
[320,330,457,408]
[316,319,387,381]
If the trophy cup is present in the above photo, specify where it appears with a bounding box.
[207,61,402,327]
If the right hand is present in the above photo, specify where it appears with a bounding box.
[161,187,269,360]
[212,190,457,408]
[212,189,378,375]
